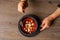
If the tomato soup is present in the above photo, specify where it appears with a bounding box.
[21,17,37,34]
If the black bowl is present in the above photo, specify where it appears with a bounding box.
[18,14,41,37]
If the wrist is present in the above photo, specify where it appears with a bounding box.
[48,14,58,20]
[21,0,27,2]
[46,15,54,21]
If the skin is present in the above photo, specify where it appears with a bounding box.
[40,8,60,31]
[18,0,28,13]
[18,0,60,31]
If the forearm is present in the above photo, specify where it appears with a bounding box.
[48,8,60,20]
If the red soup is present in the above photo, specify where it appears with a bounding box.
[21,17,37,34]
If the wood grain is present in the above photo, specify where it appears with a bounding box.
[0,0,60,40]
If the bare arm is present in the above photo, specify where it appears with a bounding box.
[40,7,60,31]
[48,8,60,20]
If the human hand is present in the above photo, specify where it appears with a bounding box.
[18,1,28,13]
[40,17,53,31]
[40,8,60,31]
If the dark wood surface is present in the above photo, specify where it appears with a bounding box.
[0,0,60,40]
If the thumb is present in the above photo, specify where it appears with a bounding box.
[40,22,47,31]
[40,21,45,28]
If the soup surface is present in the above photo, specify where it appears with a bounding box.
[21,17,37,34]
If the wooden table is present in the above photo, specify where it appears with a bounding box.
[0,0,60,40]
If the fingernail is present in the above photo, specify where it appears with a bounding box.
[40,29,42,31]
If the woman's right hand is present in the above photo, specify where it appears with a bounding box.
[40,16,54,31]
[18,1,28,13]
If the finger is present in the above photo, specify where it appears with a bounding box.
[40,23,47,31]
[40,21,45,27]
[20,7,25,13]
[18,6,23,13]
[18,4,25,13]
[20,6,25,13]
